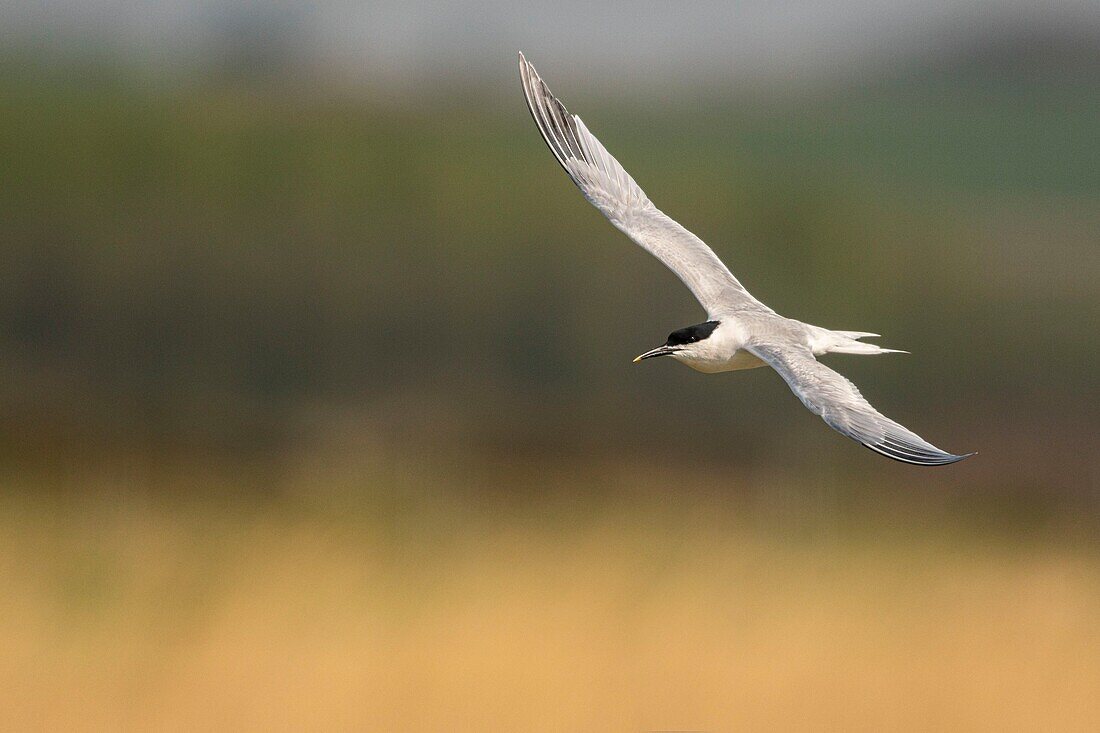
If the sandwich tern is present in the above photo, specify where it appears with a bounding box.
[518,52,972,466]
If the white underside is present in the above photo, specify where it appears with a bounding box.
[676,348,766,373]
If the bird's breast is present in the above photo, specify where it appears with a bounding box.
[679,348,766,373]
[725,349,767,371]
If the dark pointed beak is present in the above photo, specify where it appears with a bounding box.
[633,345,679,363]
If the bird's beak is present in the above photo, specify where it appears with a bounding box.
[633,345,679,363]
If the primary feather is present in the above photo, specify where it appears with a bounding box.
[747,342,971,465]
[519,52,771,318]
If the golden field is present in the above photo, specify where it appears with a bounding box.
[3,450,1097,732]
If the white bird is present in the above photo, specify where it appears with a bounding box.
[518,53,972,466]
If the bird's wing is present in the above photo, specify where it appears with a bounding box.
[519,53,771,317]
[746,341,971,465]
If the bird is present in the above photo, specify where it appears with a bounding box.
[518,52,973,466]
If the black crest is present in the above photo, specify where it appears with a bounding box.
[666,321,720,346]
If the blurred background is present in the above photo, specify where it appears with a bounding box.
[2,0,1099,729]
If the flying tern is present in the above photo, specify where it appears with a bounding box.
[518,52,971,465]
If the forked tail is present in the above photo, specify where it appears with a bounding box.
[809,327,908,356]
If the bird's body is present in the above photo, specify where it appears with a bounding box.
[657,317,893,373]
[518,53,971,466]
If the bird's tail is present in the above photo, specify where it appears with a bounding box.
[809,327,908,355]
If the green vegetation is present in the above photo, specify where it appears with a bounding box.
[3,60,1097,486]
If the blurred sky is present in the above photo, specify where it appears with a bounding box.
[6,0,1100,87]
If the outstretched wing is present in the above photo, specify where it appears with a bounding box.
[518,52,770,317]
[747,341,972,465]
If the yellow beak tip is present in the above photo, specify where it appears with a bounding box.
[632,355,643,363]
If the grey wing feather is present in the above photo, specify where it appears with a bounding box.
[747,341,972,466]
[519,53,771,317]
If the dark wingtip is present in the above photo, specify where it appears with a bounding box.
[866,443,975,467]
[929,450,976,466]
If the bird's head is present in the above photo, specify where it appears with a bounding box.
[634,320,721,366]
